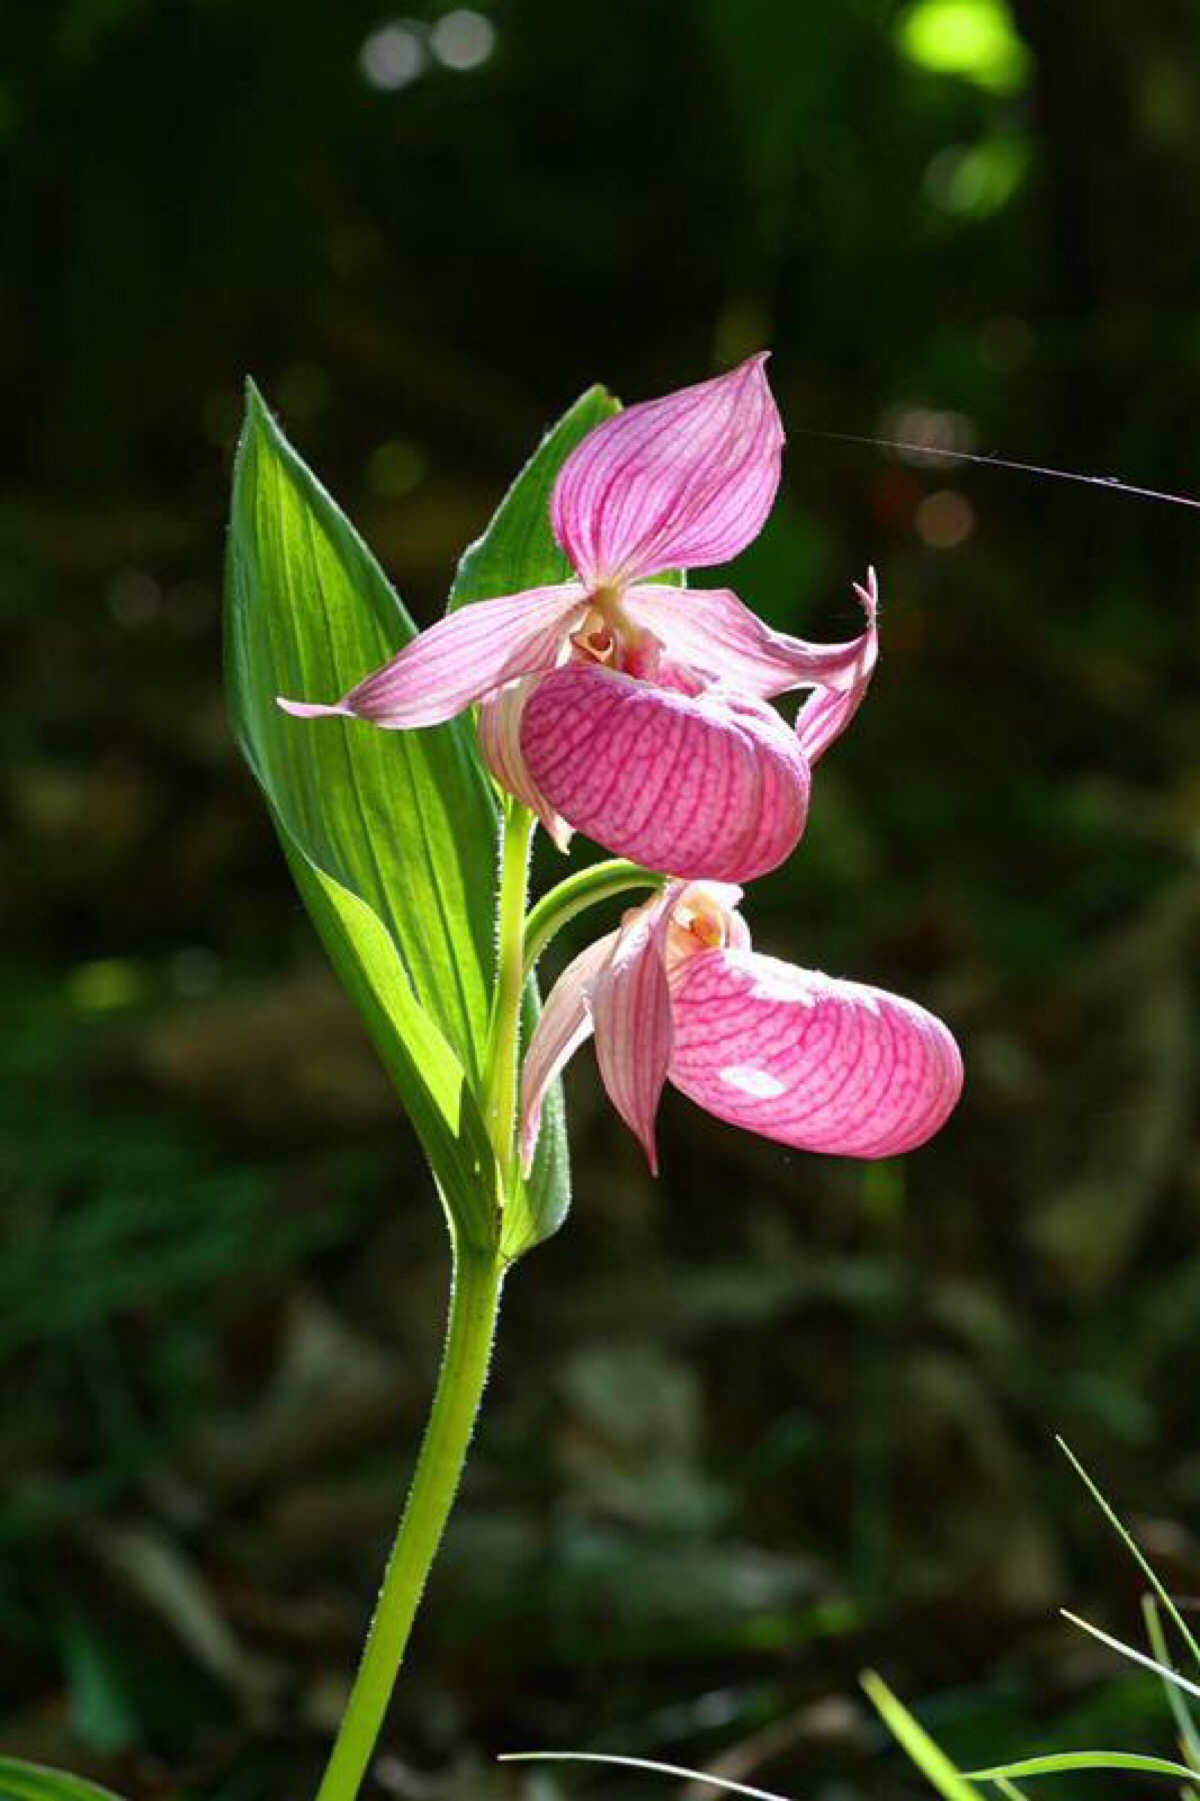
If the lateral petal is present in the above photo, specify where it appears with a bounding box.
[668,947,962,1159]
[520,664,811,882]
[277,582,586,728]
[551,355,783,588]
[519,932,616,1173]
[624,579,877,701]
[794,569,880,763]
[478,677,573,851]
[591,899,674,1172]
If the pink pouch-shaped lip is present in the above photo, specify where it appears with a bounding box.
[668,949,963,1159]
[520,663,812,883]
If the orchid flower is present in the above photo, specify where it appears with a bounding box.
[280,356,877,882]
[521,882,962,1176]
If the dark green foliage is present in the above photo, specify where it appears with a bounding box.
[0,1757,128,1801]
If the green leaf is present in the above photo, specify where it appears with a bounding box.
[968,1753,1200,1782]
[448,384,617,614]
[1144,1596,1200,1770]
[0,1759,127,1801]
[1061,1611,1200,1702]
[57,1609,138,1754]
[499,1751,786,1799]
[897,0,1030,96]
[1058,1439,1200,1669]
[225,383,500,1243]
[448,384,620,1257]
[863,1671,986,1801]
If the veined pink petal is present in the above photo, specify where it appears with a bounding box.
[478,677,573,851]
[276,582,586,728]
[591,899,674,1172]
[519,932,617,1173]
[668,948,963,1159]
[794,568,879,764]
[624,581,877,701]
[520,664,811,882]
[551,356,783,588]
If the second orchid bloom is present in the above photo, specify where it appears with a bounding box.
[522,883,962,1174]
[281,355,876,883]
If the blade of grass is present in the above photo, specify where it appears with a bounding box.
[0,1758,127,1800]
[1144,1595,1200,1771]
[1063,1611,1200,1702]
[967,1753,1197,1782]
[1057,1440,1200,1668]
[498,1752,787,1800]
[861,1671,985,1801]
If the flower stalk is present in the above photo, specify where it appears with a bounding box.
[522,858,664,975]
[313,1244,505,1801]
[315,808,540,1801]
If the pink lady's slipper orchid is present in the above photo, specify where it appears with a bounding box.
[520,883,962,1175]
[280,357,877,883]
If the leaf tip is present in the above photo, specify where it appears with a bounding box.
[582,381,620,413]
[241,378,282,449]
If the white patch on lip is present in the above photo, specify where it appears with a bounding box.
[720,1064,786,1099]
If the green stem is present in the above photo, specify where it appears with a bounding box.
[313,813,535,1801]
[483,802,535,1182]
[314,1245,505,1801]
[522,859,664,975]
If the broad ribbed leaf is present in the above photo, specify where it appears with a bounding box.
[0,1759,126,1801]
[225,385,500,1243]
[450,386,619,1255]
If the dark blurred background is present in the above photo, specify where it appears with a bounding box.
[4,1,1200,1796]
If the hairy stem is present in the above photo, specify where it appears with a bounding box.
[483,801,535,1184]
[313,808,535,1800]
[314,1245,505,1801]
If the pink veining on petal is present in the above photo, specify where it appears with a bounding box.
[478,677,573,851]
[520,663,811,882]
[551,356,784,588]
[276,582,586,729]
[623,582,877,701]
[794,567,880,764]
[590,898,674,1172]
[519,932,617,1172]
[667,947,963,1159]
